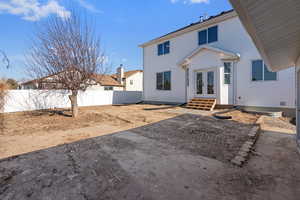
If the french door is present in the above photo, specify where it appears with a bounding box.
[195,70,216,98]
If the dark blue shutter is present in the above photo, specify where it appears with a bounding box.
[198,30,207,45]
[208,26,218,43]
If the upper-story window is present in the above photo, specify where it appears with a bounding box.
[252,60,277,81]
[198,25,218,45]
[158,41,170,56]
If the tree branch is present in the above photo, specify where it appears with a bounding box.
[0,50,9,69]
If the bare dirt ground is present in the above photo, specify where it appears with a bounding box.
[219,110,260,124]
[0,104,179,159]
[259,115,296,134]
[0,105,258,159]
[0,108,299,200]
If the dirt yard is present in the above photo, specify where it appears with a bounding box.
[0,105,261,159]
[1,105,300,200]
[0,105,175,158]
[0,106,299,200]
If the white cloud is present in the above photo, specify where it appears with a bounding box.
[0,0,71,21]
[75,0,102,14]
[171,0,210,4]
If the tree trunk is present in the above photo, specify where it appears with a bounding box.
[69,90,78,118]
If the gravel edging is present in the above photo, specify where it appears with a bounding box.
[230,116,263,167]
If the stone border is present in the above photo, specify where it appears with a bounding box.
[231,116,263,167]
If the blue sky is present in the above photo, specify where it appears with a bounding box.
[0,0,232,80]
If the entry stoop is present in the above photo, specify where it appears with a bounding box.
[186,98,217,111]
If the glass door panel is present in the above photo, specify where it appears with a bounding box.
[196,72,203,95]
[207,71,214,95]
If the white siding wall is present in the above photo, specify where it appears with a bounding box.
[125,72,143,91]
[143,16,295,108]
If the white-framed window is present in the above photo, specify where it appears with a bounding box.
[252,60,277,81]
[198,26,218,45]
[156,71,171,90]
[224,62,232,84]
[130,80,133,85]
[158,41,170,56]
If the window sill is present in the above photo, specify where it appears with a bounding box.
[198,41,218,46]
[251,80,278,82]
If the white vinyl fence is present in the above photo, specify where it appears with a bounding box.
[3,90,142,113]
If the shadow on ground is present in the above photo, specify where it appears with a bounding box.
[28,109,72,117]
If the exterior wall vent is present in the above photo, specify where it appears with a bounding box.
[280,101,287,106]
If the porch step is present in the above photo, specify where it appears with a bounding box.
[186,98,216,111]
[191,98,215,102]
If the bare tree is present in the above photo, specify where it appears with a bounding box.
[0,50,9,114]
[27,11,106,118]
[0,50,9,137]
[0,50,9,69]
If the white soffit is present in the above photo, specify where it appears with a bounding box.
[229,0,300,71]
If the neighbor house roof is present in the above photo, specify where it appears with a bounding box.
[139,10,236,48]
[21,73,60,85]
[124,70,143,78]
[178,45,240,67]
[229,0,300,71]
[21,68,82,85]
[92,74,124,87]
[22,73,124,87]
[111,70,143,79]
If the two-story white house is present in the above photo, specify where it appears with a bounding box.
[140,10,295,116]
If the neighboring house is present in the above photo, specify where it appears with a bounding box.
[20,73,124,91]
[140,10,295,115]
[112,65,143,91]
[87,74,124,91]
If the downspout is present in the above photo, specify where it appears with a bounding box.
[184,65,188,104]
[233,61,237,106]
[296,57,300,152]
[142,47,145,102]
